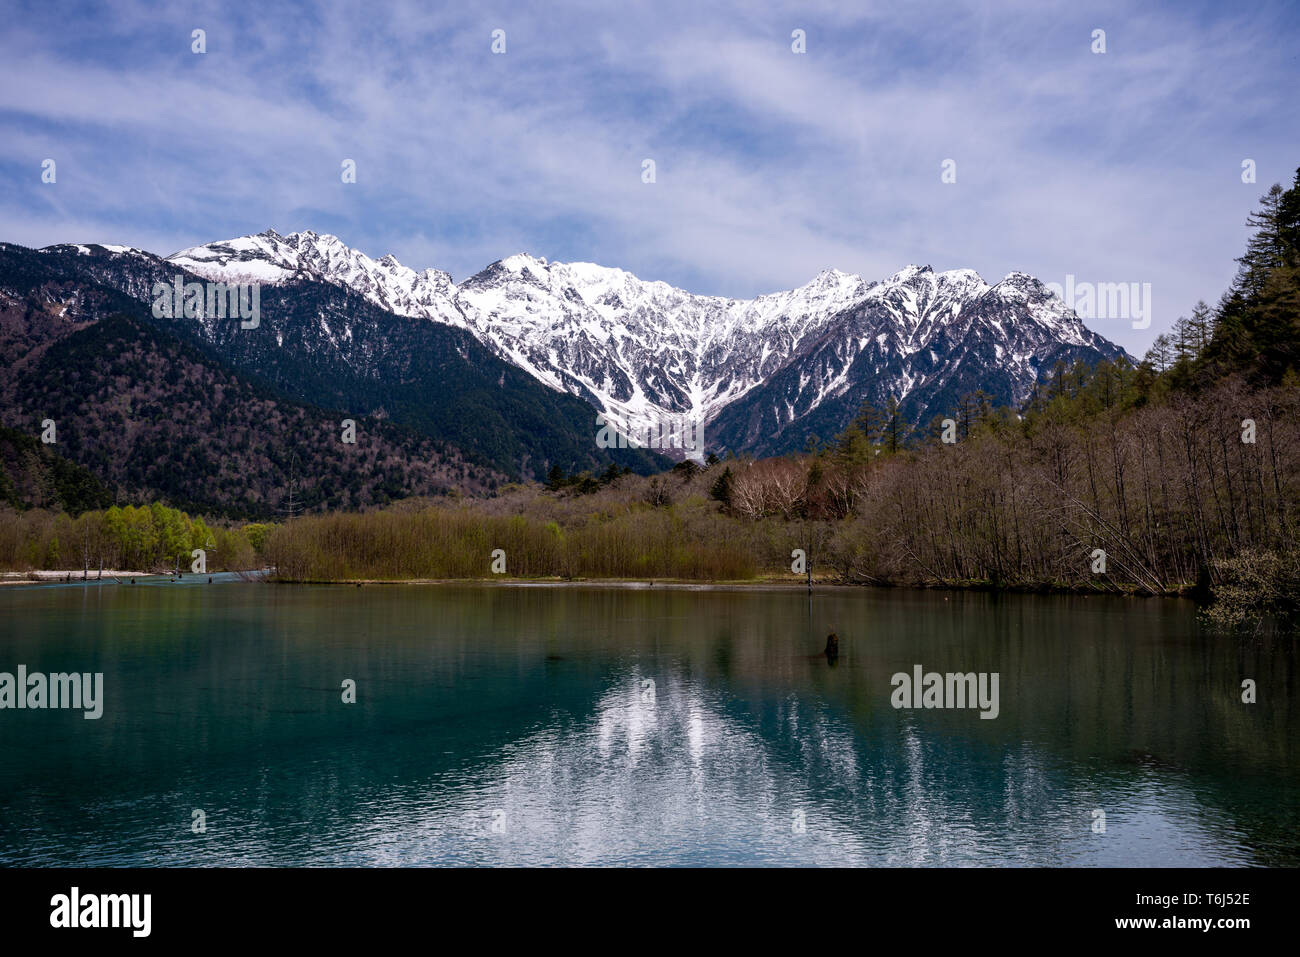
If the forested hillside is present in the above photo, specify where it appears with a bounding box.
[0,425,115,513]
[0,305,505,517]
[1,242,668,482]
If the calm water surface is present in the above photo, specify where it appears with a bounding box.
[0,578,1295,866]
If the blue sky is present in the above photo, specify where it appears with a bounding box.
[2,0,1298,354]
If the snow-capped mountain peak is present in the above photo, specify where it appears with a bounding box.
[159,231,1130,455]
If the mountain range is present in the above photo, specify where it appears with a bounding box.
[165,230,1131,455]
[0,229,1130,514]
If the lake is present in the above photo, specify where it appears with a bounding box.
[0,578,1295,866]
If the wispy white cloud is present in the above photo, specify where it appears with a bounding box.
[0,0,1297,354]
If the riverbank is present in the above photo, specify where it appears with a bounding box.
[0,566,1196,598]
[263,572,1196,597]
[0,569,151,585]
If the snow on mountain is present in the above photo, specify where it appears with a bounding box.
[161,230,1131,453]
[452,253,879,434]
[706,262,1130,456]
[170,229,465,327]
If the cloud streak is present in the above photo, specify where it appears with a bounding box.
[1,0,1297,354]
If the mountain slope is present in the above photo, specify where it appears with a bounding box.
[0,425,115,514]
[0,246,506,516]
[16,242,667,480]
[707,267,1131,455]
[161,230,1132,456]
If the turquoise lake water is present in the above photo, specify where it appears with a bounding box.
[0,578,1294,866]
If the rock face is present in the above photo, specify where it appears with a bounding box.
[55,230,1132,457]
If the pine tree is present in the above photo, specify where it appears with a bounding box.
[834,399,885,464]
[956,390,993,438]
[850,400,888,447]
[1203,168,1300,384]
[1144,334,1173,373]
[709,466,734,508]
[882,395,909,453]
[1234,184,1287,300]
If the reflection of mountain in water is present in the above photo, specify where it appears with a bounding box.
[335,667,1248,867]
[0,583,1291,866]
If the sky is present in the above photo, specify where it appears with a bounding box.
[1,0,1298,355]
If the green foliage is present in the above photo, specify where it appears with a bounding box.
[0,502,268,573]
[1020,358,1146,431]
[832,399,885,463]
[880,395,909,453]
[243,523,274,553]
[1193,168,1300,387]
